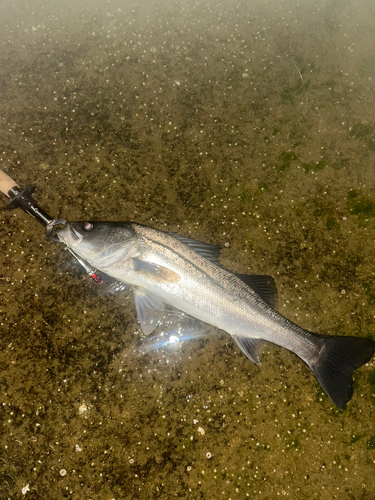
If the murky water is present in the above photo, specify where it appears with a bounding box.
[1,0,375,498]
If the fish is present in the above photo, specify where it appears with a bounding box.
[57,221,375,408]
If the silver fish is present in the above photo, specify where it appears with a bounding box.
[57,221,375,408]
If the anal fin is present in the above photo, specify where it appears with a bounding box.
[232,335,267,365]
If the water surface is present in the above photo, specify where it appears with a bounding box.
[1,0,375,498]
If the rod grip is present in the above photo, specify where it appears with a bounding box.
[0,170,19,197]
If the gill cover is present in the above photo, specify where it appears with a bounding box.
[58,221,137,268]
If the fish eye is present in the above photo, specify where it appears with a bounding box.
[83,222,93,231]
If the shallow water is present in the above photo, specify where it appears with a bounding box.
[1,0,375,498]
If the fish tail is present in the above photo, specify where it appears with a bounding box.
[308,334,375,409]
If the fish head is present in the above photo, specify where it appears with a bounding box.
[57,221,137,268]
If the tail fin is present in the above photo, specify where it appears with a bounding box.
[309,335,375,409]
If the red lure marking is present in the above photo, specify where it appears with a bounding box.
[90,273,103,284]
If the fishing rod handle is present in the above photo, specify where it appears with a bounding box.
[0,170,19,198]
[0,169,55,227]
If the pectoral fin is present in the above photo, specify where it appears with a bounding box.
[131,258,181,284]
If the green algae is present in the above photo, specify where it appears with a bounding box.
[300,160,326,174]
[367,436,375,450]
[280,79,310,103]
[349,123,375,150]
[349,123,374,140]
[347,190,375,217]
[326,216,338,230]
[276,151,299,172]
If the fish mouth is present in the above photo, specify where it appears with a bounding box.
[71,226,84,242]
[55,227,67,242]
[56,224,83,244]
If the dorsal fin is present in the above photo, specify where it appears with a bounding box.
[170,234,222,266]
[236,274,278,309]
